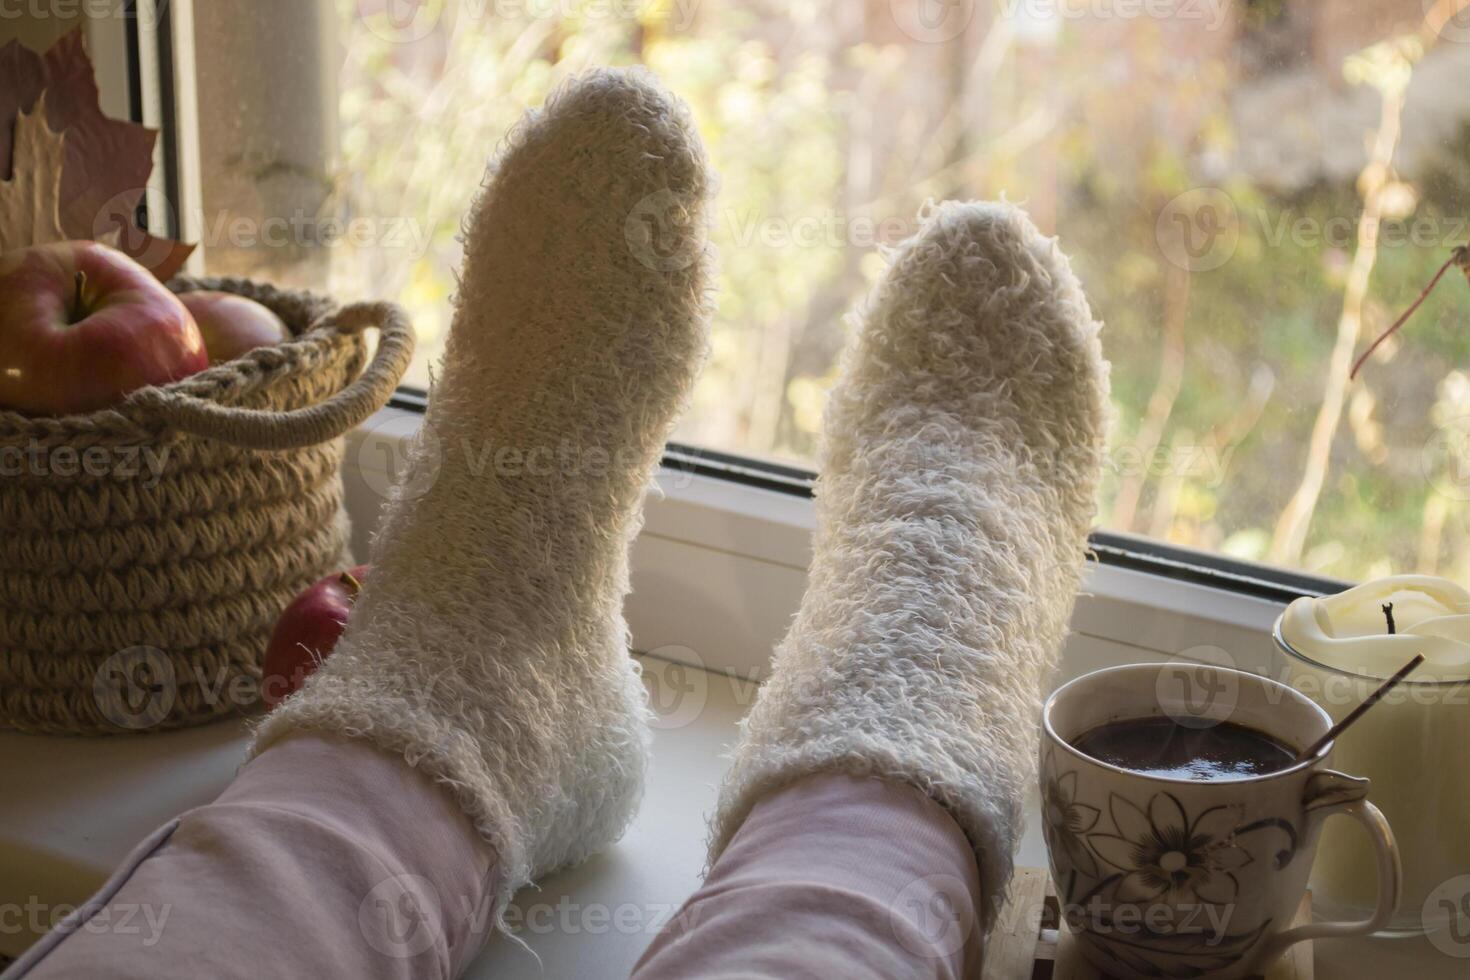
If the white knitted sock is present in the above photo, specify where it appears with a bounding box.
[251,69,714,908]
[709,201,1110,932]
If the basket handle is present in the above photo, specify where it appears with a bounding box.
[127,302,416,451]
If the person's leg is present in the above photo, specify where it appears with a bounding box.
[5,66,714,980]
[5,735,498,980]
[252,65,713,911]
[635,201,1108,979]
[632,774,983,980]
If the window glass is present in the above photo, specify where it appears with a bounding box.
[192,1,1470,582]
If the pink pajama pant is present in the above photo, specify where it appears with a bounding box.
[2,735,984,979]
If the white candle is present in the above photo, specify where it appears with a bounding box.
[1281,575,1470,679]
[1279,575,1470,935]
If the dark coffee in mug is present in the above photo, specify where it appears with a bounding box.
[1070,716,1298,781]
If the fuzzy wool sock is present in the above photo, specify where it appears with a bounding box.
[709,201,1110,932]
[251,69,715,912]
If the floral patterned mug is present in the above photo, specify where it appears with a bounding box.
[1039,662,1402,980]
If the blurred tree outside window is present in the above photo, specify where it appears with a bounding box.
[192,0,1470,583]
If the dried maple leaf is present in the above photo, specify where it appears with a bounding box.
[0,29,195,279]
[41,32,158,243]
[0,95,68,252]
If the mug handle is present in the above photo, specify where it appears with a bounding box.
[1262,773,1403,960]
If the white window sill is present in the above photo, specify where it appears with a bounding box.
[0,408,1446,977]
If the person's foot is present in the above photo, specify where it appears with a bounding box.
[253,68,715,908]
[710,201,1109,931]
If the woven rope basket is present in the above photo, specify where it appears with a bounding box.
[0,276,414,735]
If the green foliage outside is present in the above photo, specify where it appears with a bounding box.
[333,0,1470,583]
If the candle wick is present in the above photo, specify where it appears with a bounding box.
[1382,602,1396,635]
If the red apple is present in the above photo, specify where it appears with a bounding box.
[261,565,370,709]
[0,241,207,416]
[180,290,290,364]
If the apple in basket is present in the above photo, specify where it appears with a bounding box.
[0,241,207,416]
[179,290,290,364]
[262,565,371,709]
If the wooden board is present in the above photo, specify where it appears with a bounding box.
[983,869,1312,980]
